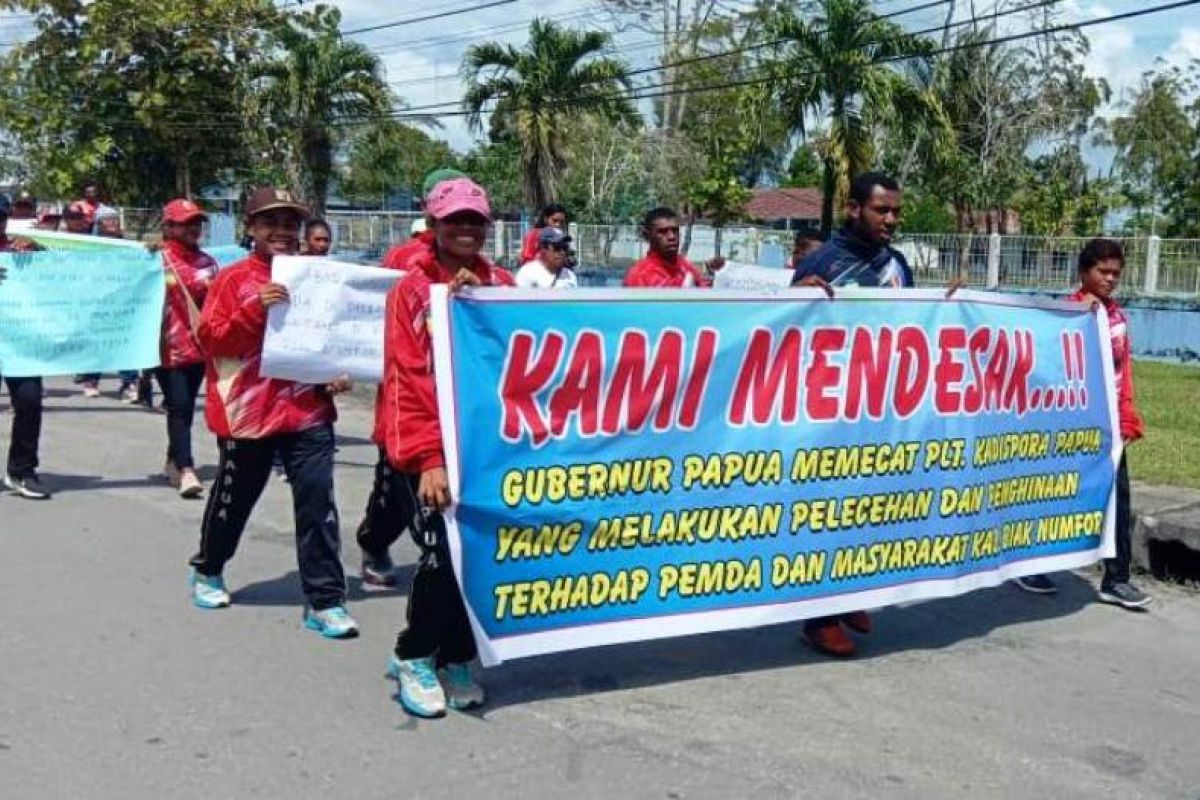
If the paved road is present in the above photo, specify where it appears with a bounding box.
[3,379,1199,799]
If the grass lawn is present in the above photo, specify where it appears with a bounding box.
[1127,361,1200,489]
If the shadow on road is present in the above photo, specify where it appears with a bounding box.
[38,471,163,493]
[477,571,1097,711]
[335,433,375,447]
[232,565,415,607]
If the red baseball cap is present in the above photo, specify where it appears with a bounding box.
[163,198,207,224]
[425,178,492,223]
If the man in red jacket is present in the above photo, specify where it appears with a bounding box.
[380,168,464,271]
[379,177,515,718]
[188,187,358,640]
[1014,238,1152,610]
[623,206,723,287]
[156,199,219,499]
[356,168,464,588]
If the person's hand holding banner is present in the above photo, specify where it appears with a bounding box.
[451,267,482,292]
[326,374,353,395]
[793,273,835,298]
[259,282,290,308]
[419,467,452,511]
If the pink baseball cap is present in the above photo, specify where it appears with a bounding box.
[425,178,491,223]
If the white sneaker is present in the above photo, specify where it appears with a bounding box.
[163,460,182,488]
[82,384,101,398]
[120,384,138,404]
[191,571,231,609]
[388,656,447,718]
[439,662,485,710]
[303,605,359,639]
[178,469,204,499]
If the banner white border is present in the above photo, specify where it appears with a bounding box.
[430,287,1119,666]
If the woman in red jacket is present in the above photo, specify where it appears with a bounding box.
[156,199,219,498]
[519,203,568,265]
[379,178,515,718]
[188,187,358,640]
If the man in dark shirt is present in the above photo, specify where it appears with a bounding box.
[791,172,910,658]
[792,171,912,289]
[0,194,51,500]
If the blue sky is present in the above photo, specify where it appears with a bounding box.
[3,0,1199,161]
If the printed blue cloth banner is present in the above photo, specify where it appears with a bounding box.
[0,249,165,376]
[431,288,1121,665]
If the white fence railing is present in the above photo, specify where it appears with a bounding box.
[301,211,1200,298]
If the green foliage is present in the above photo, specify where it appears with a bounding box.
[900,191,955,234]
[341,121,455,208]
[898,20,1108,234]
[0,0,279,203]
[1014,145,1116,236]
[462,18,637,210]
[460,140,523,215]
[782,145,822,188]
[1128,361,1200,489]
[556,115,650,224]
[1102,66,1198,236]
[250,4,391,214]
[763,0,945,235]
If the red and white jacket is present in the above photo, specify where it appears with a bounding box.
[623,250,711,287]
[381,230,434,271]
[379,250,515,473]
[160,239,218,368]
[1071,289,1144,441]
[199,252,336,439]
[372,231,435,447]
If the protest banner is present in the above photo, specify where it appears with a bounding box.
[261,256,403,383]
[713,262,796,293]
[19,228,145,251]
[0,248,165,376]
[430,287,1120,665]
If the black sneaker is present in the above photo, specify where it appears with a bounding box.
[361,554,398,588]
[1098,581,1152,610]
[4,472,51,500]
[1013,573,1058,595]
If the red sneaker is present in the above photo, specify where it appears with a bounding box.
[803,618,856,658]
[842,610,872,635]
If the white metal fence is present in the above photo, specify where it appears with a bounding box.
[161,207,1198,298]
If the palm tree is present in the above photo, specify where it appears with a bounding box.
[765,0,945,234]
[462,18,638,210]
[251,6,390,215]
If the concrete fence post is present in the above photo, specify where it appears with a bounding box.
[986,233,1002,288]
[495,221,506,261]
[1144,235,1161,295]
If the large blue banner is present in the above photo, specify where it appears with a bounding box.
[0,249,165,376]
[432,288,1120,665]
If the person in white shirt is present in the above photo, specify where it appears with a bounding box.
[515,227,578,289]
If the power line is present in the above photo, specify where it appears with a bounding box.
[356,0,953,101]
[5,0,1193,135]
[363,0,1040,117]
[0,0,1079,128]
[342,0,519,37]
[379,0,1199,121]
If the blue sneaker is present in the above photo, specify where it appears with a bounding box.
[439,662,485,710]
[304,606,359,639]
[191,571,230,609]
[387,655,446,718]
